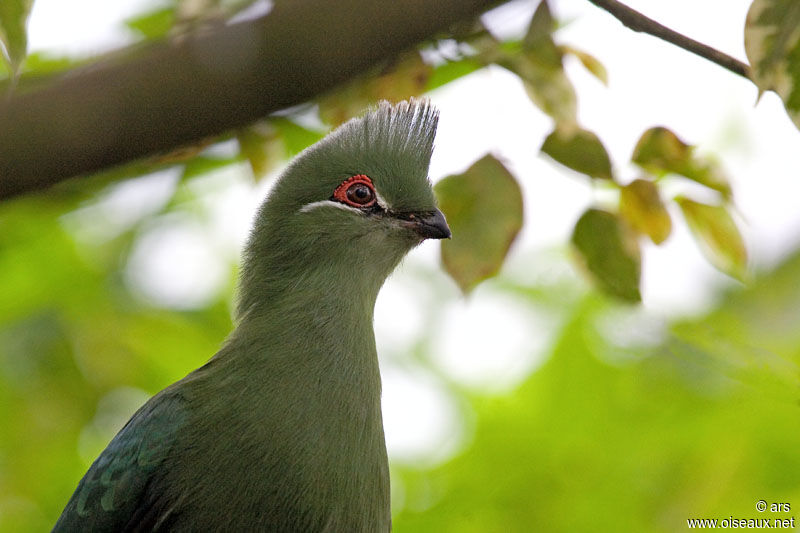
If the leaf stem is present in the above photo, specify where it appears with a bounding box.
[586,0,752,80]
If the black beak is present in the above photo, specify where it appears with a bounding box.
[397,209,451,240]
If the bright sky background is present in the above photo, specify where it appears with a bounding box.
[27,0,800,465]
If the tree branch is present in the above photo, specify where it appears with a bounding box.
[586,0,752,80]
[0,0,504,200]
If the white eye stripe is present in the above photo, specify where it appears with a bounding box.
[298,200,360,214]
[299,192,391,214]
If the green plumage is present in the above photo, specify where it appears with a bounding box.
[53,100,447,532]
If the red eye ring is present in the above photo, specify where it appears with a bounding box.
[332,175,377,208]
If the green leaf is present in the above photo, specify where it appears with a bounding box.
[435,155,524,294]
[181,155,238,180]
[571,208,641,302]
[425,57,483,91]
[619,179,672,244]
[541,126,613,180]
[125,7,176,40]
[745,0,800,128]
[0,0,33,75]
[561,45,608,85]
[631,127,732,198]
[676,197,748,281]
[270,117,325,157]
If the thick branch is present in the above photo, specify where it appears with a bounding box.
[0,0,503,200]
[586,0,752,80]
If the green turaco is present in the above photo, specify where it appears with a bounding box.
[53,99,450,532]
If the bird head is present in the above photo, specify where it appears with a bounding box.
[237,99,450,318]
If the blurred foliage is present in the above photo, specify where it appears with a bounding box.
[1,0,800,531]
[393,256,800,531]
[0,189,236,530]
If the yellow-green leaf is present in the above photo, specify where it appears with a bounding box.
[435,155,523,294]
[541,126,613,180]
[619,179,672,244]
[676,197,748,281]
[571,208,641,302]
[561,45,608,85]
[745,0,800,129]
[631,127,732,198]
[0,0,33,75]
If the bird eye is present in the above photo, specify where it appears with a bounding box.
[332,175,377,208]
[346,183,374,205]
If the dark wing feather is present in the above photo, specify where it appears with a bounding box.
[52,391,187,532]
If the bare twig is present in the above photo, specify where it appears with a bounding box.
[586,0,752,80]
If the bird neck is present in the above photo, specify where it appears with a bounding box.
[228,244,390,375]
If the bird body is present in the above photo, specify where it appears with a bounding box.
[53,100,449,531]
